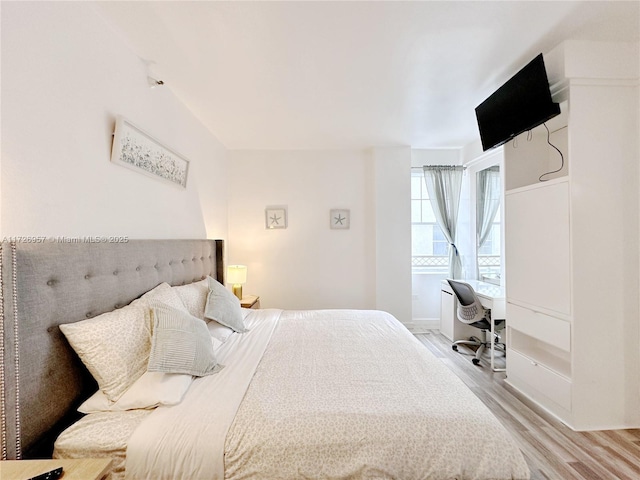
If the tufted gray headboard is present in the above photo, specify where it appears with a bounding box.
[0,239,224,459]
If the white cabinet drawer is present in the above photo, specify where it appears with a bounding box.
[508,348,571,411]
[507,303,570,352]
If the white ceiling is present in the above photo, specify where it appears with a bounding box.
[96,1,640,150]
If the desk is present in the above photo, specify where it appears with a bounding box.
[463,280,505,372]
[441,279,505,372]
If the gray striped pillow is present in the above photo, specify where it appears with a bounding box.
[148,303,223,377]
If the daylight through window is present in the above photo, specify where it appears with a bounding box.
[411,172,448,273]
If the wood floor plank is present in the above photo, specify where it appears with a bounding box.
[415,332,640,480]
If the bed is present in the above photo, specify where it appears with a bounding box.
[0,239,530,479]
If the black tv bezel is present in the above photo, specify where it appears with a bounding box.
[475,54,561,152]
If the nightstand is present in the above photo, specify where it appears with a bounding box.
[0,458,111,480]
[240,295,260,309]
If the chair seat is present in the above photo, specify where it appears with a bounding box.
[469,318,505,330]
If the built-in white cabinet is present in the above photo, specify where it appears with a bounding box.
[503,41,639,431]
[506,178,571,316]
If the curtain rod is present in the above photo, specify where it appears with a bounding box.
[411,166,466,170]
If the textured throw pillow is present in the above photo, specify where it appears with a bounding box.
[204,276,248,333]
[132,281,188,310]
[78,371,193,413]
[60,305,151,403]
[131,282,190,332]
[172,279,208,320]
[148,303,223,377]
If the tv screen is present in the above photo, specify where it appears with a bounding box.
[475,54,560,151]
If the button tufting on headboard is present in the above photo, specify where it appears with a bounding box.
[0,239,223,460]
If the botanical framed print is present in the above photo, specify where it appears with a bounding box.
[330,209,350,229]
[265,206,288,229]
[111,116,190,188]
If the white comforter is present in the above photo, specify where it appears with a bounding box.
[127,309,530,480]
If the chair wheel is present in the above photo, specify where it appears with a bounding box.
[472,358,480,366]
[452,345,458,351]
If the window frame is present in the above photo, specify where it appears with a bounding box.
[411,171,449,274]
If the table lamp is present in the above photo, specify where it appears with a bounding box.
[227,265,247,300]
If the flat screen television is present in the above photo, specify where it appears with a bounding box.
[475,53,560,151]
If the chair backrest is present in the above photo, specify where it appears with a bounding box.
[447,279,488,324]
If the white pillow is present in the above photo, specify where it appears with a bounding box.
[78,371,193,413]
[207,321,234,344]
[148,304,223,377]
[172,279,208,320]
[204,277,248,333]
[60,305,151,403]
[211,336,224,352]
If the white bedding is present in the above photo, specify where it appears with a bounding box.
[53,410,152,480]
[124,309,530,479]
[125,309,279,479]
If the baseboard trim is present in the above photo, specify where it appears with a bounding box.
[404,318,439,334]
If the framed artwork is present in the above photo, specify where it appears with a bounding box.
[111,116,190,188]
[265,206,288,229]
[330,209,350,229]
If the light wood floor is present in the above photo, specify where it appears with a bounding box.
[415,331,640,480]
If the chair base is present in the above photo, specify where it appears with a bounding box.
[452,331,505,367]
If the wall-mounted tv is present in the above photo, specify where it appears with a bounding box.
[475,53,560,151]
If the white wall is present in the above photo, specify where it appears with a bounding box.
[228,149,375,311]
[1,2,228,240]
[373,147,412,324]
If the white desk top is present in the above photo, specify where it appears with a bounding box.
[459,279,504,300]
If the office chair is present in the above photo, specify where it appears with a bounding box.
[447,279,505,366]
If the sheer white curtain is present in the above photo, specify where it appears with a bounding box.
[476,166,501,249]
[422,165,464,278]
[476,166,501,279]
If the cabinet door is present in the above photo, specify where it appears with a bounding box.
[506,181,571,315]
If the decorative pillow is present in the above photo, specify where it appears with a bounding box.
[204,276,248,333]
[148,304,223,377]
[78,371,193,413]
[172,279,208,320]
[60,305,151,403]
[133,282,187,309]
[130,282,190,332]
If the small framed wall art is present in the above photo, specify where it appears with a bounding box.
[330,209,350,229]
[111,116,190,188]
[265,206,288,229]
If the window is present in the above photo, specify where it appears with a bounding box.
[478,204,501,282]
[411,172,448,273]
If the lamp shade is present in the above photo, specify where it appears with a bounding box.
[227,265,247,285]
